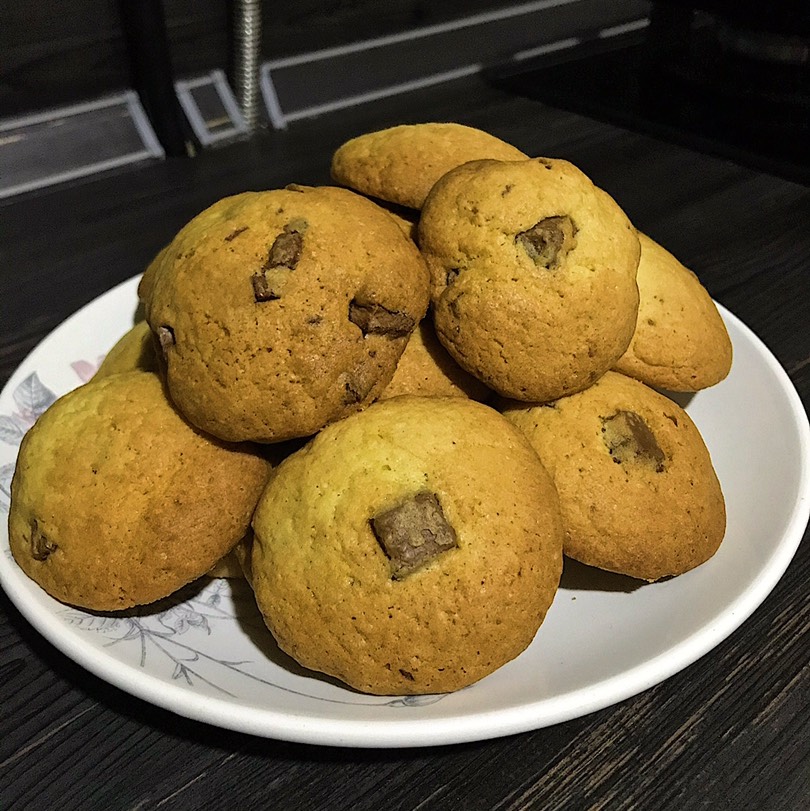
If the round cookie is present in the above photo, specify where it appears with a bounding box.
[94,320,158,379]
[501,371,726,581]
[614,232,733,390]
[8,372,272,610]
[378,318,491,401]
[251,396,563,695]
[145,185,430,442]
[419,158,641,401]
[331,123,528,209]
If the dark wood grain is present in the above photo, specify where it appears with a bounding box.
[1,75,809,811]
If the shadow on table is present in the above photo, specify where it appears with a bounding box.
[559,557,644,593]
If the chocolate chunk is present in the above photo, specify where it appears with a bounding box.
[224,226,248,242]
[253,219,308,302]
[516,215,577,270]
[252,271,284,301]
[349,300,415,337]
[341,366,376,404]
[265,219,307,270]
[601,410,666,472]
[371,492,458,579]
[30,519,57,561]
[157,325,175,353]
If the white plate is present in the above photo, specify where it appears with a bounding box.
[1,276,808,748]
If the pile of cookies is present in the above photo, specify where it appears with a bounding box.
[8,123,732,696]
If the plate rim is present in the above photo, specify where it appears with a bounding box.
[1,286,808,748]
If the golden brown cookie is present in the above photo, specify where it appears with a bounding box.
[419,158,641,402]
[614,232,733,390]
[502,371,726,581]
[94,320,158,379]
[137,245,168,304]
[251,396,563,695]
[8,372,272,610]
[331,123,528,209]
[145,185,430,443]
[378,318,491,401]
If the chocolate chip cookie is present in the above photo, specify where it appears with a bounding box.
[331,123,528,210]
[251,395,563,694]
[502,371,726,581]
[614,232,733,390]
[378,318,491,401]
[145,185,430,442]
[419,158,641,401]
[8,372,272,610]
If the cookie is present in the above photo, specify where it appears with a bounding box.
[614,232,733,390]
[331,123,527,209]
[137,245,168,304]
[378,318,491,401]
[94,320,158,379]
[419,158,641,401]
[501,371,726,581]
[8,372,272,610]
[145,185,430,442]
[251,396,563,694]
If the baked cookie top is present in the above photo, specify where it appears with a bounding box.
[502,371,726,581]
[251,396,563,694]
[378,318,491,401]
[145,185,430,442]
[8,372,271,611]
[614,232,733,390]
[331,122,527,209]
[419,158,640,402]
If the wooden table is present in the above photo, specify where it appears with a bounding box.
[1,75,808,810]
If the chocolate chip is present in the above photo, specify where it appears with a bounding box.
[501,184,513,197]
[265,219,307,271]
[251,272,281,301]
[341,366,376,404]
[224,226,248,242]
[253,219,308,302]
[349,300,415,338]
[30,519,57,561]
[371,492,458,579]
[601,410,666,472]
[516,215,577,269]
[157,325,175,353]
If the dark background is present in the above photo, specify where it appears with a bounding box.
[0,0,535,116]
